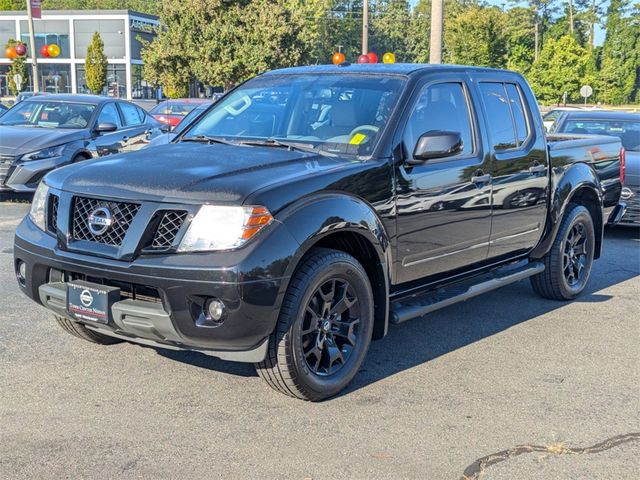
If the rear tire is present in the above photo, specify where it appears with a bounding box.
[54,315,123,345]
[256,248,374,401]
[531,203,595,300]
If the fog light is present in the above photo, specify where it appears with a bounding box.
[16,261,27,284]
[621,187,634,200]
[206,299,225,322]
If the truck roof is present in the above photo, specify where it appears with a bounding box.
[263,63,515,77]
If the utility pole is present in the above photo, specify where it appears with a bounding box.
[568,0,574,35]
[26,0,39,92]
[362,0,369,55]
[429,0,443,64]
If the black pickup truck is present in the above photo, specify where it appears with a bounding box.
[14,65,626,401]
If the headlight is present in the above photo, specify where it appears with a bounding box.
[178,205,273,252]
[29,182,49,231]
[21,144,66,161]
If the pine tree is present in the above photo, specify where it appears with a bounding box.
[85,32,107,95]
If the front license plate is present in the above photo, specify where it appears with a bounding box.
[67,281,120,324]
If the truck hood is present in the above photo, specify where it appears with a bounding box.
[0,126,86,156]
[46,142,358,205]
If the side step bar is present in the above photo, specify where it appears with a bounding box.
[390,261,545,324]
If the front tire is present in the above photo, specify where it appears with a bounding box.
[531,203,595,300]
[55,315,123,345]
[256,248,374,401]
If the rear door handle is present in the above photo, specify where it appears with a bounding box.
[471,173,491,183]
[529,164,547,173]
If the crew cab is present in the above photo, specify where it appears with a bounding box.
[14,65,625,401]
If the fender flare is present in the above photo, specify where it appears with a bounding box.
[276,193,392,339]
[530,162,604,260]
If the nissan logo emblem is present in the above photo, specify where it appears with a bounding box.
[79,289,94,307]
[87,207,113,236]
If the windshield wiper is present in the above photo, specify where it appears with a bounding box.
[180,135,238,146]
[238,138,318,154]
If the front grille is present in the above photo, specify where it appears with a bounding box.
[48,194,59,233]
[0,155,14,186]
[621,188,640,224]
[151,210,188,250]
[72,196,140,246]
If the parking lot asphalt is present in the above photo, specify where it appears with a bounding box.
[0,201,638,479]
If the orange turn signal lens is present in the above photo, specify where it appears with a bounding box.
[241,207,273,240]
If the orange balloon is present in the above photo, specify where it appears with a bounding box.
[382,52,395,64]
[47,44,61,58]
[332,52,346,65]
[6,46,17,59]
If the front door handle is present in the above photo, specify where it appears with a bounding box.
[529,164,547,173]
[471,173,491,183]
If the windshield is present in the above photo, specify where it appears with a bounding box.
[560,118,640,152]
[0,101,96,129]
[182,74,405,156]
[151,102,201,116]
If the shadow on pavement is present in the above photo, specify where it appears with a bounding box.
[152,227,640,391]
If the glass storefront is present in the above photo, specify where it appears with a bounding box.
[19,20,70,59]
[131,64,155,99]
[40,64,71,93]
[76,64,126,97]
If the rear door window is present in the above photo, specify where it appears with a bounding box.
[505,83,529,145]
[119,102,144,126]
[479,83,517,150]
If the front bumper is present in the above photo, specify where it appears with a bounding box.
[14,215,299,362]
[0,155,70,192]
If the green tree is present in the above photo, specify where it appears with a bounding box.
[444,5,508,67]
[527,35,590,103]
[4,39,27,95]
[370,0,411,61]
[596,0,639,104]
[504,7,536,74]
[85,32,107,94]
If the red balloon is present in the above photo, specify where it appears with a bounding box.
[332,52,346,65]
[40,44,50,57]
[367,52,378,64]
[15,43,26,56]
[5,47,17,59]
[357,54,370,64]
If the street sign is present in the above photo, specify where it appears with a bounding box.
[30,0,41,19]
[13,73,22,91]
[580,85,593,105]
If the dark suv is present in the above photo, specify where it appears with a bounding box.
[14,65,624,400]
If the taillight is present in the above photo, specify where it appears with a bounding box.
[620,147,626,184]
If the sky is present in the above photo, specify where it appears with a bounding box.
[408,0,609,46]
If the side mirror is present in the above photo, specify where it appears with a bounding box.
[160,124,172,133]
[410,130,463,163]
[94,122,118,134]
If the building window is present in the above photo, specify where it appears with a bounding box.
[131,64,155,99]
[76,63,126,97]
[74,20,126,59]
[0,20,16,51]
[19,20,70,59]
[40,64,72,93]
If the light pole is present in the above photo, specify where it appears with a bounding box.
[26,0,40,92]
[429,0,443,64]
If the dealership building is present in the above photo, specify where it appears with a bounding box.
[0,10,158,100]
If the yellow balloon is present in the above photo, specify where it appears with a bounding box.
[382,52,395,64]
[47,44,61,58]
